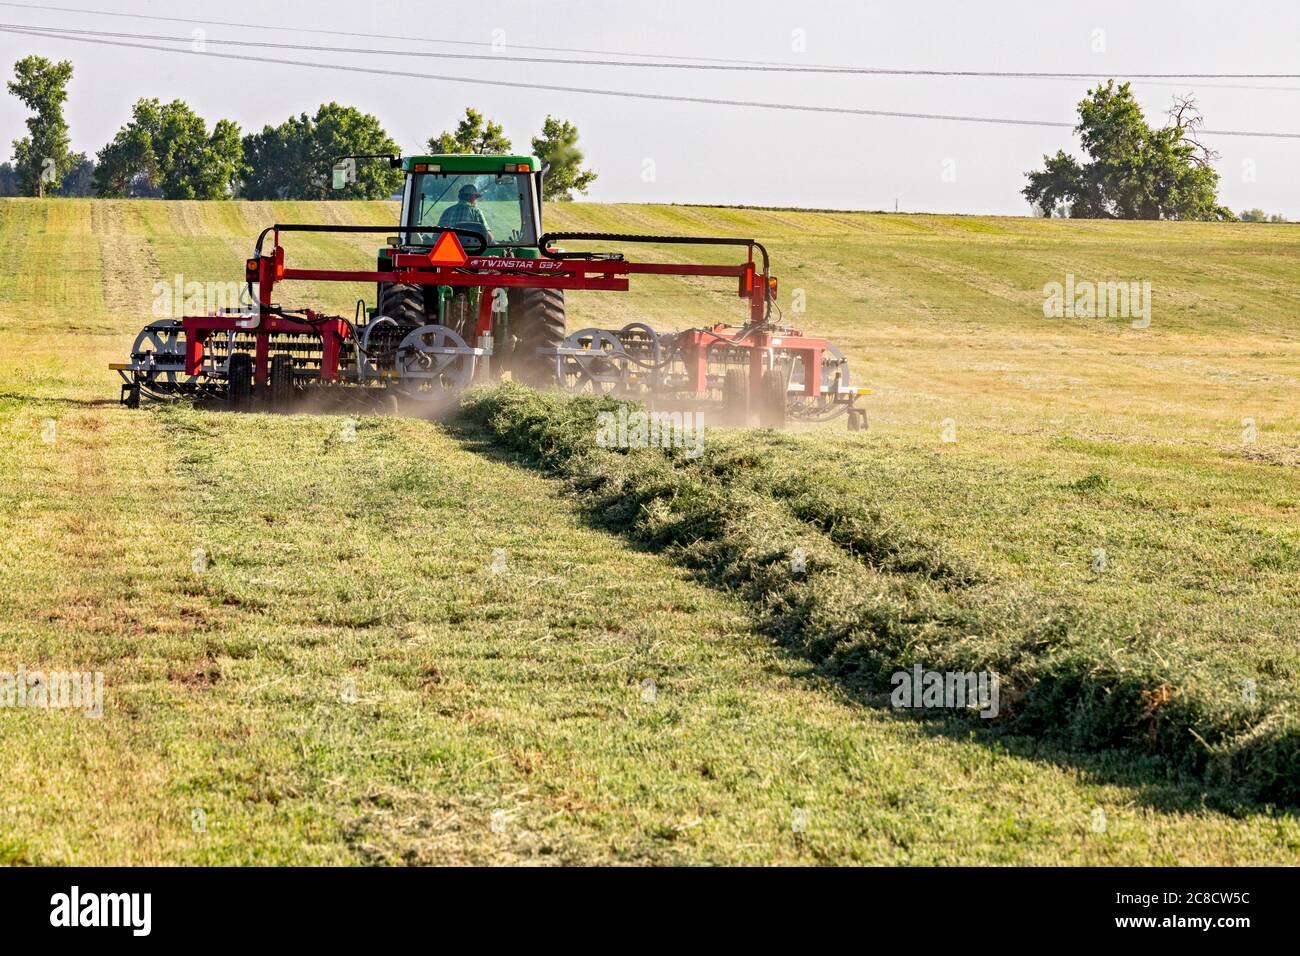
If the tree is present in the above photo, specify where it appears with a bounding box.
[427,107,511,155]
[55,153,95,197]
[0,162,17,197]
[1022,150,1087,218]
[1239,208,1288,223]
[242,102,403,200]
[1023,81,1233,221]
[531,115,596,201]
[7,56,75,197]
[94,99,242,199]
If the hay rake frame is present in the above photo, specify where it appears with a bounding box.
[114,224,868,426]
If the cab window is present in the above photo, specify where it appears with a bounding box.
[407,172,536,247]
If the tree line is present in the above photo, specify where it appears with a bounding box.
[2,55,1283,222]
[1025,81,1283,222]
[0,55,597,202]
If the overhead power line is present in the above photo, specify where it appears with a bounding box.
[1,23,1297,139]
[0,1,1296,80]
[0,0,821,66]
[5,19,1300,79]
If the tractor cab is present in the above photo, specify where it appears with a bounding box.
[395,155,543,258]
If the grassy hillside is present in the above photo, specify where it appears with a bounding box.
[0,198,1297,864]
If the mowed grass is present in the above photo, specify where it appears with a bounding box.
[0,197,1297,863]
[463,384,1299,806]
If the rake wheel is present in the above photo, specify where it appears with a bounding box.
[554,328,631,396]
[130,320,195,397]
[394,324,477,398]
[227,352,253,410]
[270,353,296,410]
[721,368,749,426]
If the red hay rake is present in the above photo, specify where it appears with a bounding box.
[115,224,868,428]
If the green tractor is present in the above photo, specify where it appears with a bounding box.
[370,154,563,385]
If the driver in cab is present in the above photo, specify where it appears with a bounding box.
[438,182,491,244]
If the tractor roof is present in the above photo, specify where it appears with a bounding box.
[401,154,539,173]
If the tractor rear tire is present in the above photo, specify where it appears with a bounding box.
[506,287,566,386]
[377,283,427,328]
[227,352,253,411]
[270,353,295,411]
[758,368,789,429]
[722,369,749,426]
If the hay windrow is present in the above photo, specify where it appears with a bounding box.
[459,383,1300,807]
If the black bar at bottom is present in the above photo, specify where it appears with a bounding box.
[0,866,1281,942]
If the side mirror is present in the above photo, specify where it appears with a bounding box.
[536,162,550,196]
[332,159,356,191]
[329,154,399,190]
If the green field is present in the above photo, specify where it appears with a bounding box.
[0,198,1297,864]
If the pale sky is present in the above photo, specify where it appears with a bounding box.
[0,0,1296,217]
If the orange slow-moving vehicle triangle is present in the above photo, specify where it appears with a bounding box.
[427,231,468,266]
